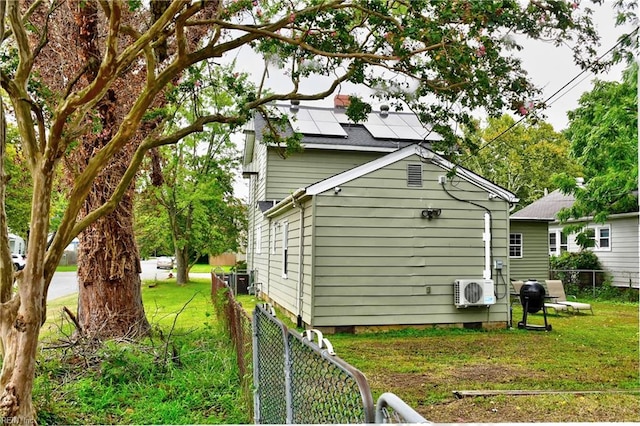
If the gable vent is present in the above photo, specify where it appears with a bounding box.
[407,163,423,187]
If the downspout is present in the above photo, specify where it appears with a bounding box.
[294,200,305,328]
[265,217,271,297]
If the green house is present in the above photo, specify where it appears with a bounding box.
[510,189,639,288]
[242,99,519,332]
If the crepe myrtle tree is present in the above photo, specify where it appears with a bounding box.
[0,0,623,421]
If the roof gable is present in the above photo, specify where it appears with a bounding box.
[306,144,518,201]
[510,190,574,221]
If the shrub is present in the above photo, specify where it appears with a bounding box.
[550,251,607,295]
[550,250,602,270]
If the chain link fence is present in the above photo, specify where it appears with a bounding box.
[550,269,639,296]
[253,304,376,424]
[211,272,253,418]
[212,275,428,424]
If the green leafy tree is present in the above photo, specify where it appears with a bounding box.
[134,198,172,260]
[553,63,638,247]
[461,115,581,207]
[0,0,630,422]
[3,121,31,238]
[137,65,247,283]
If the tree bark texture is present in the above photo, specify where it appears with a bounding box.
[1,167,54,421]
[175,245,189,285]
[69,1,150,339]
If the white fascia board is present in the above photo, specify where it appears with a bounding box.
[306,144,431,195]
[430,156,519,203]
[242,131,255,166]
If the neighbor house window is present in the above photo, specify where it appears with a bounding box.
[590,225,611,251]
[509,233,523,258]
[549,230,569,256]
[549,232,557,255]
[282,221,289,279]
[560,232,568,252]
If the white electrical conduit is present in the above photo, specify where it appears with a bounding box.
[483,212,491,280]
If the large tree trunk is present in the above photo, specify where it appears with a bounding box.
[70,1,149,339]
[76,190,150,338]
[0,166,54,421]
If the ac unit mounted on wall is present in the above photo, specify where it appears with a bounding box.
[454,279,496,308]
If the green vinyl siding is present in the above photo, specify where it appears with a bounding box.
[509,220,549,282]
[247,143,269,274]
[309,155,510,328]
[265,149,381,201]
[263,199,315,323]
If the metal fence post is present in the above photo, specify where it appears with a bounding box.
[283,326,293,424]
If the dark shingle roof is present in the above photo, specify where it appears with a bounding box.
[510,190,575,221]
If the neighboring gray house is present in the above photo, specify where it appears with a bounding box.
[510,189,639,288]
[242,99,519,332]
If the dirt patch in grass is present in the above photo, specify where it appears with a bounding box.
[421,393,640,423]
[368,368,640,422]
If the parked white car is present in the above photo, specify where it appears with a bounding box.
[12,254,25,271]
[156,256,174,270]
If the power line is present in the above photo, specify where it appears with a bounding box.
[469,26,639,155]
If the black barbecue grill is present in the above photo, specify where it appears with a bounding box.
[517,279,552,331]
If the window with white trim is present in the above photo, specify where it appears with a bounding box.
[590,225,611,251]
[549,232,557,255]
[282,221,289,279]
[509,233,523,258]
[549,230,568,256]
[560,232,568,253]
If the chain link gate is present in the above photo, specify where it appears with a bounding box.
[253,304,375,424]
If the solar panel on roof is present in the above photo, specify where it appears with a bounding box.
[389,125,425,140]
[275,103,440,140]
[364,124,399,139]
[379,114,407,126]
[291,119,320,135]
[285,107,347,137]
[312,110,338,122]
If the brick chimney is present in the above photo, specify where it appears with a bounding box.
[334,94,350,109]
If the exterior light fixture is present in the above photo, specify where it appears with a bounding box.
[421,208,441,219]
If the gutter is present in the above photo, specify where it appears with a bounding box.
[265,188,309,218]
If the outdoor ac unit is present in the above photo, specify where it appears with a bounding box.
[454,279,496,308]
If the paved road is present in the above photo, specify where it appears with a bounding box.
[47,259,178,301]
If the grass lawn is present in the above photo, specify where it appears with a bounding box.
[54,262,220,274]
[38,277,251,425]
[328,301,640,423]
[40,281,639,424]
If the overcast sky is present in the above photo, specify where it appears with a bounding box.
[517,2,635,130]
[231,2,635,199]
